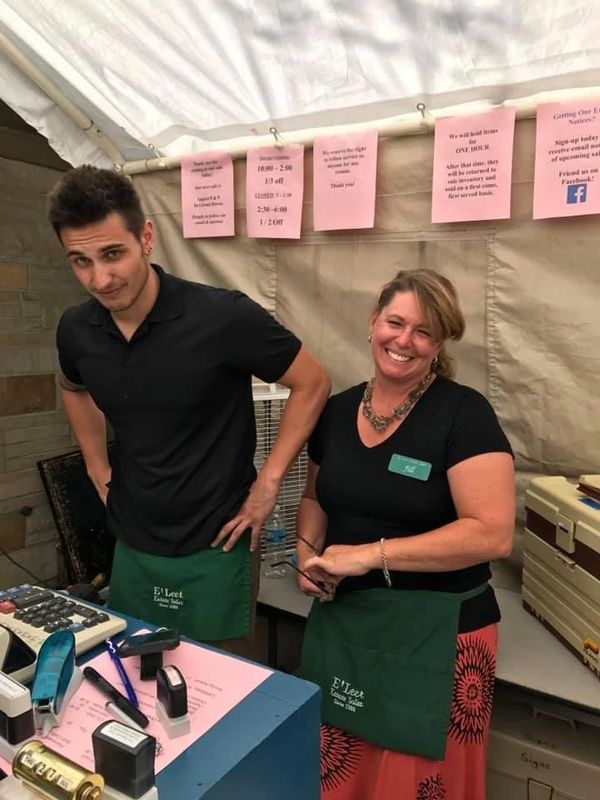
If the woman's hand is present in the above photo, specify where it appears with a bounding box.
[296,561,340,601]
[304,543,377,579]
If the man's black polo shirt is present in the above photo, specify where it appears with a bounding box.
[57,265,301,556]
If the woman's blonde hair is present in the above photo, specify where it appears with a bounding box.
[373,269,465,378]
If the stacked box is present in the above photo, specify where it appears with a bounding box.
[487,694,600,799]
[522,475,600,676]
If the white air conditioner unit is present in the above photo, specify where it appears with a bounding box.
[252,382,308,558]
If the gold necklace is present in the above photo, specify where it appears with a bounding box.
[361,372,435,432]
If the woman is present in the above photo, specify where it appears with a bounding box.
[297,269,515,800]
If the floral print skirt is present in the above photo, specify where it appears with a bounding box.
[320,624,497,800]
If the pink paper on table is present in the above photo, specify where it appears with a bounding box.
[246,145,304,238]
[313,130,378,230]
[0,640,272,776]
[533,98,600,219]
[181,151,234,237]
[431,108,516,223]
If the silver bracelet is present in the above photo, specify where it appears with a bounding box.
[379,537,392,588]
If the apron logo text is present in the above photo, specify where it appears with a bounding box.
[153,585,184,610]
[330,675,365,713]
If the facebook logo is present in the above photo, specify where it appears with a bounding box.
[566,183,587,204]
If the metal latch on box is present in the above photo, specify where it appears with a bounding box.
[555,513,575,554]
[527,777,553,799]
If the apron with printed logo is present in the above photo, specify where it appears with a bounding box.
[108,535,252,642]
[301,583,488,760]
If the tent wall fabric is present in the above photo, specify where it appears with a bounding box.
[134,119,600,589]
[2,2,600,168]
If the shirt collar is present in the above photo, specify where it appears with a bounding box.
[86,264,184,327]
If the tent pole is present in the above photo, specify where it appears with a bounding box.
[121,114,433,174]
[121,85,600,176]
[0,31,124,166]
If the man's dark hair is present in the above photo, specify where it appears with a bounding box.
[48,165,145,239]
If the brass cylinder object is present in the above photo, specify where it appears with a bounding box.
[13,740,104,800]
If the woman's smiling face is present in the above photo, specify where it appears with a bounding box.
[369,290,442,386]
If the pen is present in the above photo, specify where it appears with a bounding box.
[105,702,162,754]
[83,666,149,728]
[105,638,139,708]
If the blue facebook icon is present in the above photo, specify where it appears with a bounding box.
[566,183,587,204]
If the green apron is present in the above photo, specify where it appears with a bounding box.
[300,583,487,760]
[108,536,252,642]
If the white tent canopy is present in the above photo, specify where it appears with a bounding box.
[2,1,600,168]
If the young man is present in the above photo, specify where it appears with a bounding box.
[49,165,330,651]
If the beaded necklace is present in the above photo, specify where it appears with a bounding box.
[361,371,435,432]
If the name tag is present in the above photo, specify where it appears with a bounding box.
[388,454,431,481]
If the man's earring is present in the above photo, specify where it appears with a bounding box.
[368,333,373,343]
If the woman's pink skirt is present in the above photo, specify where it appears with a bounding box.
[320,624,497,800]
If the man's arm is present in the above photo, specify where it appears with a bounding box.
[60,385,111,504]
[212,345,330,551]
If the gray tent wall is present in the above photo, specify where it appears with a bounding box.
[133,118,600,592]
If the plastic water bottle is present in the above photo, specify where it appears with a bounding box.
[263,504,287,578]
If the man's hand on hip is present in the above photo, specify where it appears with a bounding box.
[89,467,112,506]
[211,480,278,552]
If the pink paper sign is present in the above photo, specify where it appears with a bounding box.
[246,145,304,238]
[533,98,600,219]
[431,108,516,223]
[181,151,234,237]
[313,130,378,230]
